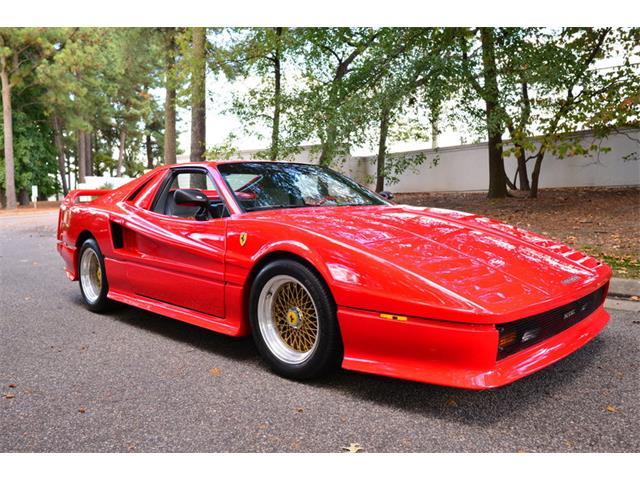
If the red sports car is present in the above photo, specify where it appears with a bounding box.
[56,161,611,389]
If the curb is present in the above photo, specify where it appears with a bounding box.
[609,277,640,298]
[604,297,640,312]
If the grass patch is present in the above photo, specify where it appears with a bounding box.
[581,246,640,279]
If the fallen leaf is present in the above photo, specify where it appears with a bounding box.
[446,399,458,407]
[8,384,16,388]
[296,408,304,413]
[630,296,639,302]
[342,443,363,453]
[3,393,15,399]
[208,367,221,377]
[606,405,618,413]
[78,407,86,413]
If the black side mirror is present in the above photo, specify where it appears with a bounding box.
[174,189,209,221]
[174,188,209,207]
[379,191,394,200]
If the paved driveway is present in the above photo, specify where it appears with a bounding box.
[1,212,638,452]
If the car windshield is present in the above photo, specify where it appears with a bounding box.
[217,162,388,212]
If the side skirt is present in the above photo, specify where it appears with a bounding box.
[107,288,245,337]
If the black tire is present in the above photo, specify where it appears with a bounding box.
[249,259,343,380]
[78,238,113,313]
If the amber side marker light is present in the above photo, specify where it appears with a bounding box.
[498,331,518,350]
[380,313,407,321]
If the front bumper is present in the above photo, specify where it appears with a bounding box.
[337,304,609,389]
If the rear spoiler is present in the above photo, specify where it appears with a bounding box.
[63,189,112,205]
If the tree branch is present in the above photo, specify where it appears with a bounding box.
[459,33,485,99]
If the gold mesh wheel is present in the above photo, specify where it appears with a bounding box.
[272,281,318,352]
[257,275,320,364]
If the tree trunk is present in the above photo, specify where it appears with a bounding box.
[190,27,207,162]
[18,188,29,206]
[85,131,93,177]
[164,30,177,165]
[51,115,69,195]
[116,129,126,177]
[1,62,17,209]
[480,28,508,199]
[515,148,530,191]
[319,122,337,166]
[507,126,530,191]
[319,59,351,166]
[66,154,72,190]
[529,150,545,198]
[486,127,507,198]
[430,106,440,149]
[270,27,283,161]
[146,134,154,169]
[375,106,390,192]
[515,81,531,191]
[77,131,86,184]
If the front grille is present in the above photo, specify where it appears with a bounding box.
[497,283,608,360]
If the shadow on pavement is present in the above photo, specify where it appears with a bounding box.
[71,293,607,426]
[314,338,605,427]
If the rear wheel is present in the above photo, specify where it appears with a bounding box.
[78,238,112,312]
[249,259,342,380]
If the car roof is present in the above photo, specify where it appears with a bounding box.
[161,160,317,170]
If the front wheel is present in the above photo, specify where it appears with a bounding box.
[78,238,112,312]
[249,259,343,380]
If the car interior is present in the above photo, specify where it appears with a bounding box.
[151,170,229,220]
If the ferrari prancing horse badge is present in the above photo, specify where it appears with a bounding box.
[239,232,247,247]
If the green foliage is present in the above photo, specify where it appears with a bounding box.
[205,133,239,160]
[221,28,308,160]
[374,152,437,186]
[37,28,167,177]
[454,27,640,194]
[0,81,60,198]
[2,27,639,204]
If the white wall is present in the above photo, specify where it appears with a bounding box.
[230,129,640,193]
[77,176,133,190]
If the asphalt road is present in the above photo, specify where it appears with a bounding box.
[1,212,638,452]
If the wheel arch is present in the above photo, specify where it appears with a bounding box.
[241,249,337,333]
[76,229,96,249]
[75,230,97,277]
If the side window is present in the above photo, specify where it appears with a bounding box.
[169,171,216,191]
[151,170,227,220]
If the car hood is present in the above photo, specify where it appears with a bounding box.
[247,204,610,320]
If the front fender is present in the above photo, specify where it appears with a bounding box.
[224,217,481,324]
